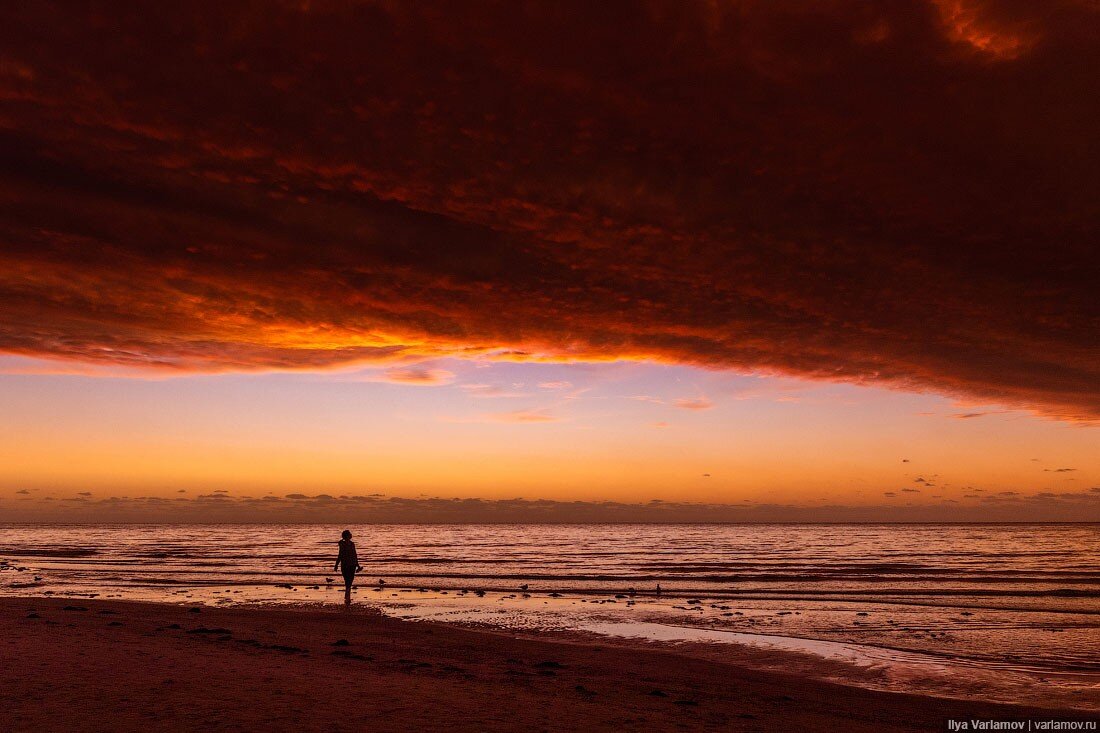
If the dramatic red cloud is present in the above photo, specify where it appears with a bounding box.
[0,1,1097,419]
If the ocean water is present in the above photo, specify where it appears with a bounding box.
[3,522,1098,707]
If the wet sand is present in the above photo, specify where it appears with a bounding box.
[2,597,1093,732]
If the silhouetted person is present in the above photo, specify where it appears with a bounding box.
[334,529,362,604]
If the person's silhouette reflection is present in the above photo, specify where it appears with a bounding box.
[334,529,362,604]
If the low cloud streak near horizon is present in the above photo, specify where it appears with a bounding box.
[0,1,1097,421]
[4,488,1100,523]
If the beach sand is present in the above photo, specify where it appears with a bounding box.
[1,597,1091,732]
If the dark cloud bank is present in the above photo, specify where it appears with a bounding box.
[4,489,1100,523]
[0,1,1097,419]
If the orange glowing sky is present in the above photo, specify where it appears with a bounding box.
[0,1,1097,521]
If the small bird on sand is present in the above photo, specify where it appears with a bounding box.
[325,577,333,584]
[656,584,662,596]
[519,584,529,591]
[378,579,386,587]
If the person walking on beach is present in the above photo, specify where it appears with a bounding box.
[334,529,362,604]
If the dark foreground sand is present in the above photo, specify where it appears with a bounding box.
[1,598,1092,732]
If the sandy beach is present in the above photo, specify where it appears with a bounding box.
[2,597,1093,732]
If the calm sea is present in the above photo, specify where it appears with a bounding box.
[3,523,1098,707]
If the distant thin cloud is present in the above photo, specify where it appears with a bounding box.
[538,381,572,390]
[950,409,1008,419]
[372,367,455,386]
[460,383,528,398]
[674,397,713,410]
[437,408,561,424]
[488,409,559,424]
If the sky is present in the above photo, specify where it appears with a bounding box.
[0,1,1096,521]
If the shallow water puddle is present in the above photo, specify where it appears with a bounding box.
[582,620,951,671]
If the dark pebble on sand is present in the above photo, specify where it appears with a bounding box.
[270,644,306,653]
[536,661,565,669]
[331,639,350,646]
[188,607,201,613]
[62,605,88,611]
[739,713,757,719]
[649,689,668,697]
[26,612,41,619]
[164,623,182,629]
[108,621,123,626]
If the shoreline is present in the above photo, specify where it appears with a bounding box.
[3,597,1096,732]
